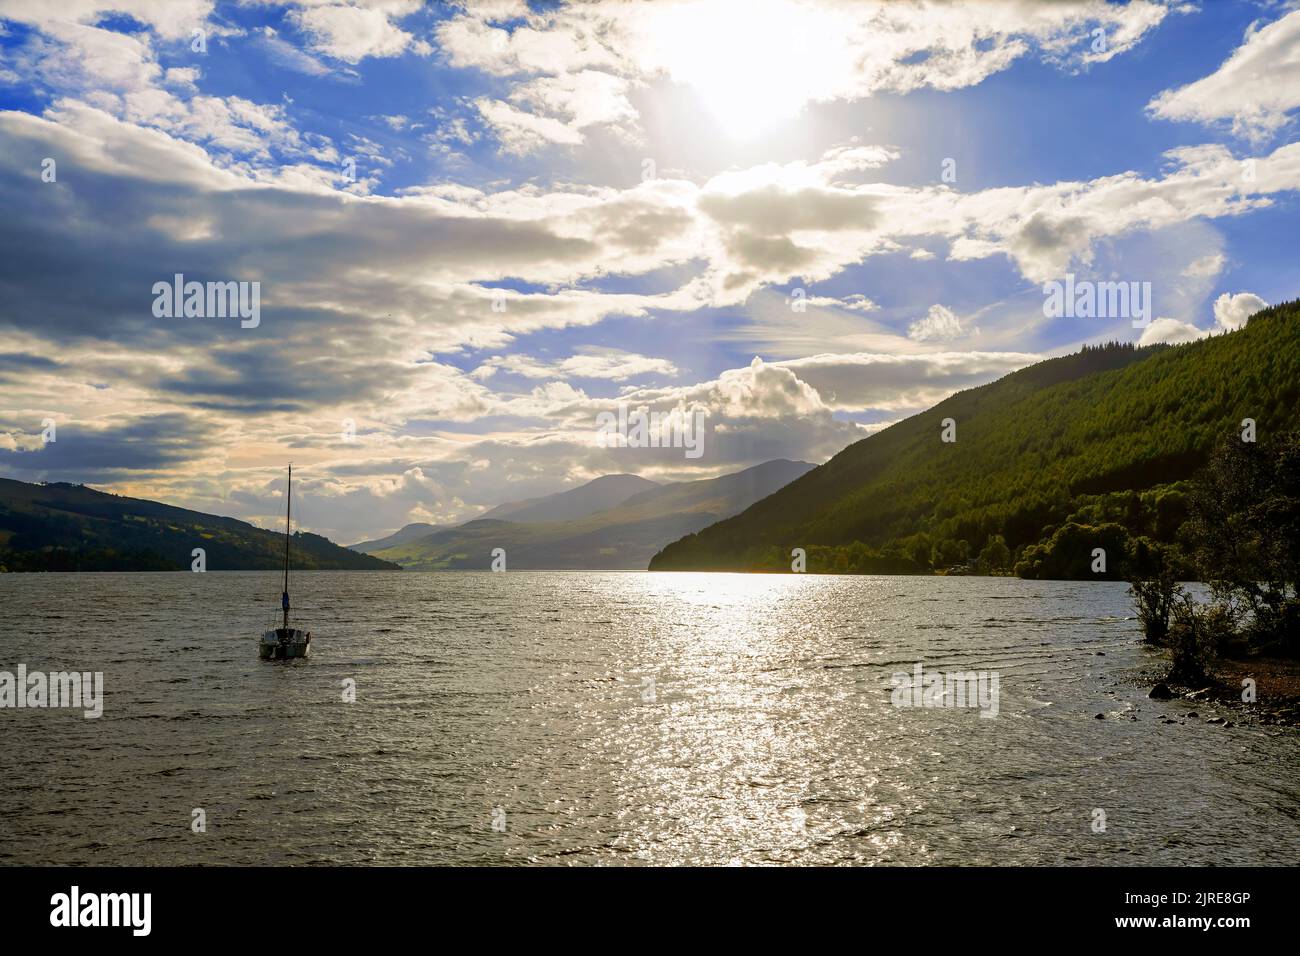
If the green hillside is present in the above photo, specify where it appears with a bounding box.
[0,479,399,571]
[650,300,1300,576]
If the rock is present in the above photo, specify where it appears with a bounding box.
[1186,711,1198,718]
[1148,682,1173,700]
[1223,721,1234,728]
[1206,716,1225,725]
[1094,713,1106,719]
[1096,651,1105,656]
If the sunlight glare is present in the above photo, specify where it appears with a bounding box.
[643,0,852,139]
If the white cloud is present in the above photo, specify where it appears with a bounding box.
[1137,317,1204,346]
[472,349,678,382]
[1148,10,1300,141]
[0,2,352,175]
[0,0,215,39]
[14,21,163,93]
[800,293,879,313]
[473,97,586,153]
[1182,252,1225,278]
[8,100,1300,349]
[289,2,427,63]
[1213,291,1269,331]
[436,0,1176,152]
[908,304,974,342]
[257,29,334,76]
[773,350,1041,412]
[1133,290,1269,345]
[946,142,1300,283]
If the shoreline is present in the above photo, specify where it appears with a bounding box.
[1141,654,1300,729]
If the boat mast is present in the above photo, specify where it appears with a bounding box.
[281,464,291,630]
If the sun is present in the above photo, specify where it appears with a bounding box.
[641,0,852,139]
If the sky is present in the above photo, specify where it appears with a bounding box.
[1,0,1298,544]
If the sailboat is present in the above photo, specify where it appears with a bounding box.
[259,464,311,660]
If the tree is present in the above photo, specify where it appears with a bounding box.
[975,534,1011,574]
[1182,431,1300,656]
[1015,522,1132,580]
[1128,540,1181,644]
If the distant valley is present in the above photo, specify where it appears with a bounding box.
[352,460,814,570]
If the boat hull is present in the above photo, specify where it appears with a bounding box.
[259,628,311,661]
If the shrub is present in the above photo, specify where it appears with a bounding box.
[1166,594,1233,685]
[1130,570,1181,645]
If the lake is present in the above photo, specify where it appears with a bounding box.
[0,571,1295,865]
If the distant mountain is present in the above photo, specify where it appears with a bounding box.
[349,475,659,554]
[650,300,1300,575]
[0,479,399,571]
[349,522,441,554]
[603,459,813,521]
[374,459,814,570]
[479,473,660,523]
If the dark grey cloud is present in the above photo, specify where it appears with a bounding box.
[699,186,880,232]
[0,352,61,380]
[0,112,596,358]
[0,412,218,482]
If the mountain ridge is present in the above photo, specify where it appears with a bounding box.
[348,522,441,554]
[478,473,659,524]
[374,458,814,570]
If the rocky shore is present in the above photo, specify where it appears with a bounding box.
[1144,655,1300,729]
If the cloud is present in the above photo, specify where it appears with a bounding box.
[1148,10,1300,141]
[945,142,1300,282]
[908,304,974,342]
[772,350,1041,413]
[686,139,1300,296]
[1132,290,1269,345]
[0,2,349,176]
[1137,316,1204,346]
[288,2,428,63]
[472,349,678,382]
[474,69,638,151]
[1213,291,1269,331]
[436,0,1176,153]
[800,293,879,313]
[472,96,586,153]
[1182,252,1225,278]
[179,354,871,543]
[257,29,333,77]
[13,90,1297,356]
[0,413,218,482]
[0,0,216,39]
[3,104,1296,399]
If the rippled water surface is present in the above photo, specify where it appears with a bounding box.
[0,571,1296,865]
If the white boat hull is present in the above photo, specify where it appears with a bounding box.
[260,628,311,660]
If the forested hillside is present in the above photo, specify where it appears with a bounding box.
[650,300,1300,577]
[0,479,399,571]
